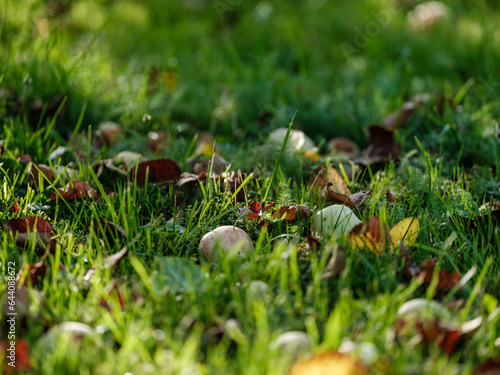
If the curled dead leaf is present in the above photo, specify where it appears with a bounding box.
[129,158,182,187]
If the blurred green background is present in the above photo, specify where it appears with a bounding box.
[1,0,499,147]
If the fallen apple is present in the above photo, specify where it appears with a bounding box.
[270,331,311,357]
[199,225,254,262]
[268,128,315,152]
[311,205,362,238]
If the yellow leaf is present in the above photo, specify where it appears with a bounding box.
[304,149,321,161]
[289,351,366,375]
[390,217,419,250]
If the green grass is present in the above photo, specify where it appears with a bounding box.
[1,0,500,374]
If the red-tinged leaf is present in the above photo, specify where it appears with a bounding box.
[130,158,182,187]
[50,181,99,201]
[419,259,462,292]
[19,154,32,163]
[415,316,482,357]
[10,203,19,215]
[99,281,125,312]
[353,125,401,166]
[0,338,31,373]
[386,190,397,203]
[472,360,500,375]
[250,201,262,213]
[3,216,56,250]
[402,255,462,295]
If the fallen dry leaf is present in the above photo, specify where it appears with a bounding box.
[310,165,351,194]
[400,244,462,295]
[27,163,54,187]
[129,158,182,187]
[353,125,400,166]
[472,359,500,375]
[326,184,372,213]
[3,216,56,250]
[349,216,391,255]
[327,137,360,159]
[289,351,366,375]
[50,181,99,201]
[415,315,482,357]
[98,121,123,145]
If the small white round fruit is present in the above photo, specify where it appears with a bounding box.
[311,205,362,238]
[270,331,311,357]
[199,225,254,262]
[268,128,315,152]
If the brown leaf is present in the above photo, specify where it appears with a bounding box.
[310,165,351,194]
[27,163,54,187]
[272,206,298,221]
[415,315,482,357]
[4,216,56,250]
[50,181,99,201]
[472,360,500,375]
[353,125,401,166]
[129,158,181,187]
[327,137,360,159]
[419,259,462,293]
[326,185,372,213]
[349,216,391,255]
[402,255,462,294]
[383,101,417,130]
[98,121,123,145]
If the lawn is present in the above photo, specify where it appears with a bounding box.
[1,0,500,374]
